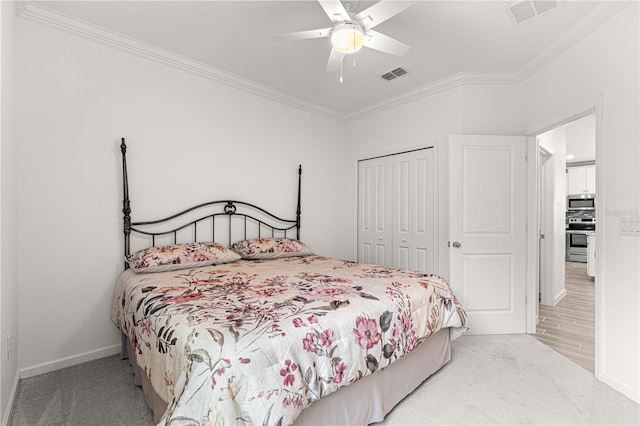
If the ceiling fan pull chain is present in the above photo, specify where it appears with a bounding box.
[340,53,344,83]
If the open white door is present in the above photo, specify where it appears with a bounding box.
[449,135,527,334]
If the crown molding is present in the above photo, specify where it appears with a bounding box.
[15,0,627,124]
[16,1,348,123]
[346,73,519,121]
[517,1,628,82]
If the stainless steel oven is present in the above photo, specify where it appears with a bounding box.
[566,230,589,262]
[565,216,596,262]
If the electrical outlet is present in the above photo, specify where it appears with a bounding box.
[6,335,12,359]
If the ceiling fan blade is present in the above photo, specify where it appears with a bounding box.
[355,1,416,30]
[364,30,410,56]
[273,28,332,41]
[326,48,343,73]
[318,0,350,24]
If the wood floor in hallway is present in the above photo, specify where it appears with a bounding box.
[535,261,595,373]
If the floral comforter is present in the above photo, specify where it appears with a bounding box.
[111,255,468,426]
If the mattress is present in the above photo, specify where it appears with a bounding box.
[112,255,467,425]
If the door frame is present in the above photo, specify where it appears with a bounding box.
[524,96,604,379]
[538,146,553,309]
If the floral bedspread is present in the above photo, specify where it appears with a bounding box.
[111,255,468,426]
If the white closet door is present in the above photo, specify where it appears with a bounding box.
[357,157,392,266]
[358,148,436,273]
[393,156,413,269]
[392,150,435,273]
[412,150,435,273]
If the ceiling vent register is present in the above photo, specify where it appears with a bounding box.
[380,67,408,81]
[506,0,562,25]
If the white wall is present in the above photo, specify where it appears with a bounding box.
[15,17,349,375]
[0,1,20,423]
[537,126,567,305]
[520,2,639,402]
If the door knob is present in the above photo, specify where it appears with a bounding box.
[452,241,461,248]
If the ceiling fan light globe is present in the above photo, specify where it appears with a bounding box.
[331,23,364,54]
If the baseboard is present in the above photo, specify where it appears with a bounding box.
[1,370,20,426]
[600,372,640,404]
[19,344,121,379]
[553,288,567,305]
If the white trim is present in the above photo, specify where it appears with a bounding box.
[14,1,625,123]
[19,344,121,379]
[539,146,555,308]
[526,136,538,334]
[346,73,518,121]
[517,2,627,82]
[1,371,19,426]
[524,98,599,136]
[15,2,347,123]
[593,97,605,381]
[600,372,640,404]
[524,96,603,378]
[553,287,567,306]
[432,141,440,277]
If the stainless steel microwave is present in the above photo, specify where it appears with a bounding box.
[567,193,595,210]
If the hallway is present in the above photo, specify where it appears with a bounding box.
[535,262,595,373]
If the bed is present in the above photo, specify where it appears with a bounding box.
[112,138,468,425]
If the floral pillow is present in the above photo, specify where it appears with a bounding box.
[126,242,241,273]
[231,238,312,260]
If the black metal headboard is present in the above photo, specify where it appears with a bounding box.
[120,138,301,268]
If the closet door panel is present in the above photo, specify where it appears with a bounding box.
[412,151,435,273]
[358,158,392,266]
[393,158,413,269]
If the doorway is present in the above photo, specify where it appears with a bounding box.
[533,113,597,374]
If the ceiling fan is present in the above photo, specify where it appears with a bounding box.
[274,0,415,79]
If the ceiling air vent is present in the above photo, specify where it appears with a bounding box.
[380,67,409,82]
[506,1,561,25]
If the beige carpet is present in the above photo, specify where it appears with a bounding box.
[9,334,639,425]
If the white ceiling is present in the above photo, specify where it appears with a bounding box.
[26,0,607,120]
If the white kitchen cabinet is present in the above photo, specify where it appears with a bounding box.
[567,165,596,194]
[357,148,436,273]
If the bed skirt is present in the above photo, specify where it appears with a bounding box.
[121,328,452,425]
